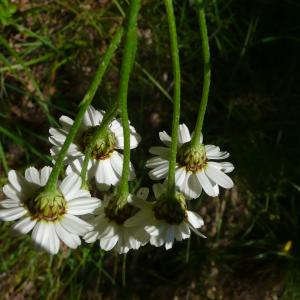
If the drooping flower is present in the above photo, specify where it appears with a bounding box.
[146,124,234,199]
[84,190,149,254]
[125,183,205,250]
[49,105,141,191]
[0,167,100,254]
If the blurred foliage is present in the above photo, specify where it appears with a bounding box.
[0,0,299,299]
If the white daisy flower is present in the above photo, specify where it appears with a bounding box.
[125,183,205,250]
[146,123,234,199]
[0,167,100,254]
[49,105,141,191]
[84,190,149,254]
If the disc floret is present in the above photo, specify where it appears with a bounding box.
[153,192,187,224]
[104,196,136,225]
[25,190,67,222]
[81,126,117,160]
[177,142,207,172]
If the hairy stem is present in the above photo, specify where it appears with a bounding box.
[44,27,124,194]
[117,0,141,201]
[191,0,211,147]
[164,0,181,196]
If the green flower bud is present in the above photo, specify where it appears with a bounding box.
[81,126,117,160]
[177,142,207,172]
[104,196,136,225]
[153,192,187,224]
[25,189,67,221]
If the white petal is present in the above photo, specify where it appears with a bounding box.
[114,125,140,149]
[0,207,26,221]
[205,145,220,154]
[180,172,193,199]
[175,223,191,240]
[59,115,74,130]
[150,235,165,247]
[83,105,103,127]
[95,160,118,191]
[59,173,82,201]
[128,161,136,180]
[66,156,86,175]
[205,145,229,160]
[0,199,20,208]
[145,225,160,236]
[127,195,152,209]
[205,165,234,189]
[149,147,170,159]
[175,167,186,187]
[40,166,52,186]
[55,223,81,249]
[187,211,204,228]
[32,222,60,255]
[196,171,217,197]
[146,156,168,168]
[67,197,100,215]
[100,222,118,239]
[159,131,171,146]
[152,183,165,200]
[13,217,36,234]
[109,151,123,177]
[3,184,20,201]
[8,170,24,192]
[49,128,67,144]
[207,161,234,173]
[134,228,150,244]
[178,124,191,145]
[136,187,149,201]
[148,163,169,180]
[124,210,153,227]
[60,214,92,235]
[84,230,99,243]
[71,189,91,199]
[189,225,207,239]
[165,226,175,250]
[186,172,202,199]
[25,167,41,185]
[100,235,119,251]
[109,119,123,138]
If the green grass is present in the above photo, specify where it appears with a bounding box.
[0,0,300,299]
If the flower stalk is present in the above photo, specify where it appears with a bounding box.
[117,0,141,202]
[191,0,211,147]
[44,27,124,194]
[163,0,181,196]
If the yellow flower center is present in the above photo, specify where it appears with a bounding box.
[25,190,67,222]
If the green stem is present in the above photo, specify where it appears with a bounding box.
[191,0,211,147]
[80,104,119,184]
[44,27,124,194]
[0,140,8,176]
[164,0,181,196]
[122,253,127,288]
[117,0,141,200]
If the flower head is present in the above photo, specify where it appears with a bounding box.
[0,167,100,254]
[146,124,234,199]
[125,183,205,250]
[49,105,141,191]
[84,190,149,254]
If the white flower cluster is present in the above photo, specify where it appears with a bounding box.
[0,106,234,255]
